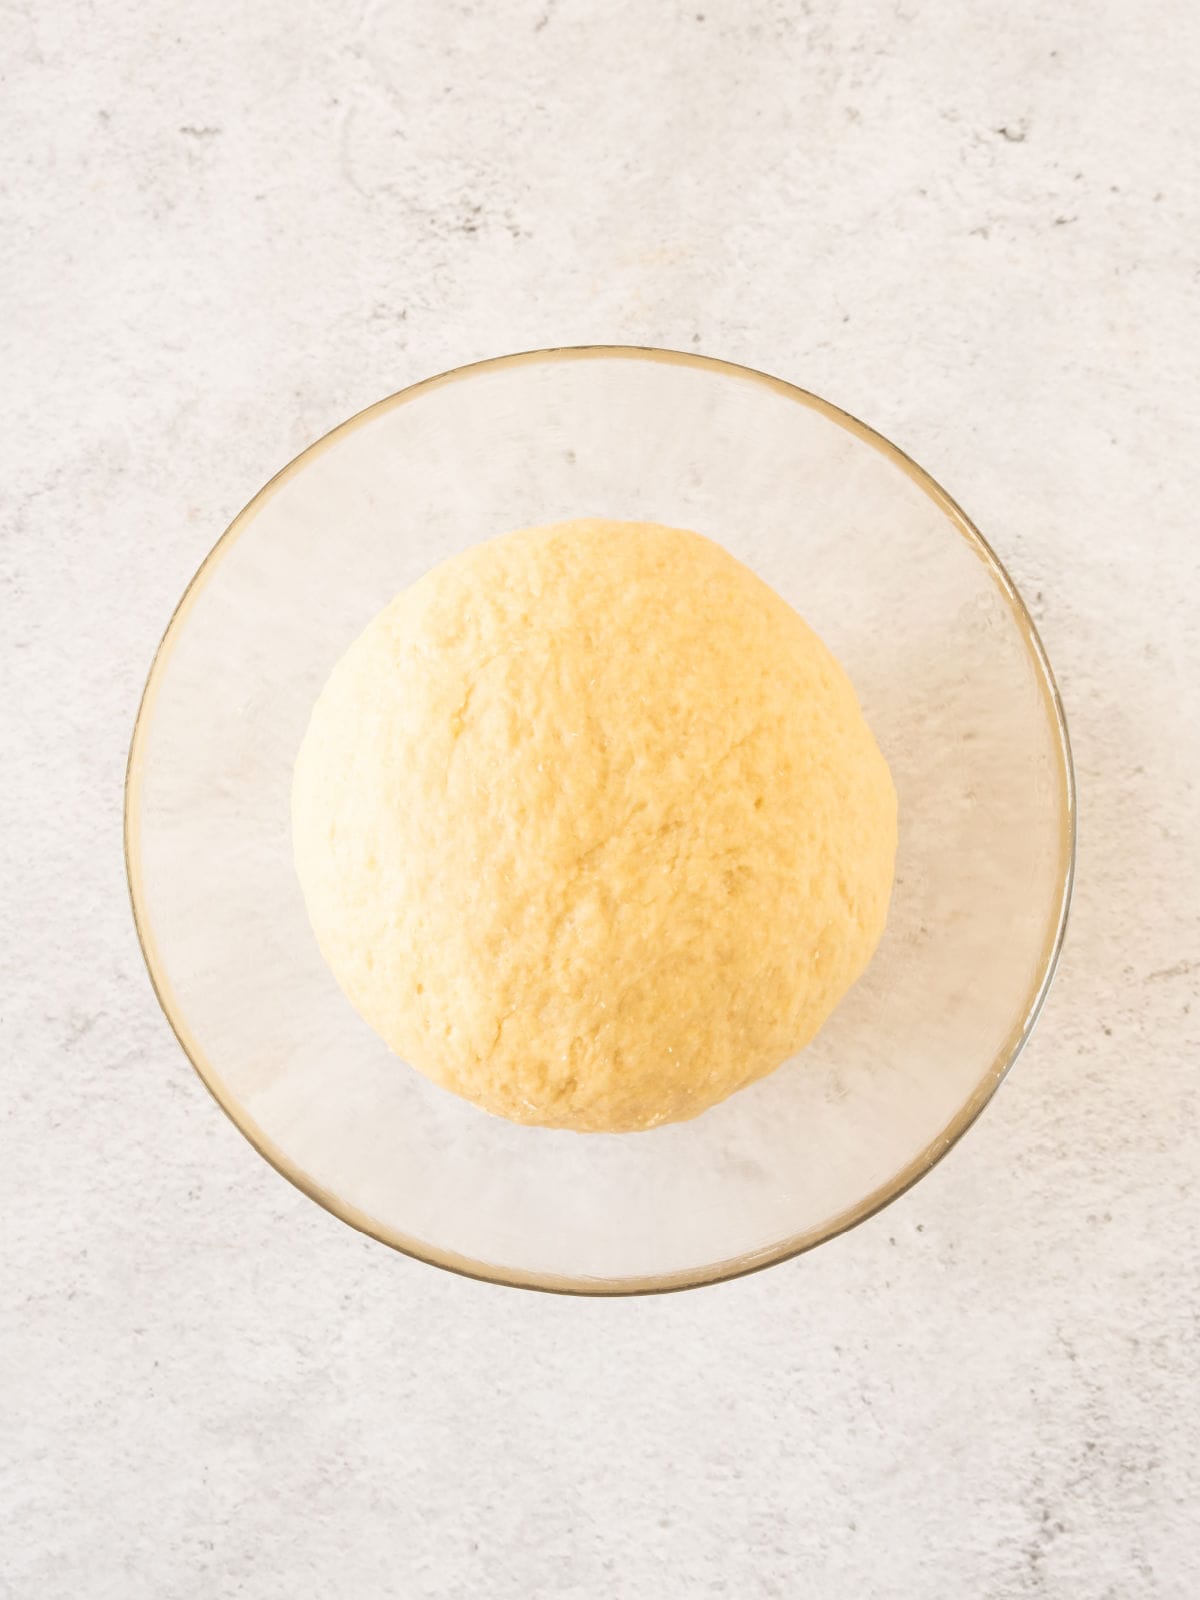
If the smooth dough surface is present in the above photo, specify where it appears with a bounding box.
[293,519,897,1133]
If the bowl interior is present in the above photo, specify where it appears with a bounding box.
[127,349,1073,1292]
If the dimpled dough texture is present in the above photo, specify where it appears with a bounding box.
[292,520,897,1133]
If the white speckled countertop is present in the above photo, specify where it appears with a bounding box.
[3,2,1198,1596]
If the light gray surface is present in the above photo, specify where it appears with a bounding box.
[2,2,1197,1596]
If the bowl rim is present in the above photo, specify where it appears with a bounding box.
[124,343,1077,1296]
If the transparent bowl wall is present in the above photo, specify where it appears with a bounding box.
[127,349,1074,1293]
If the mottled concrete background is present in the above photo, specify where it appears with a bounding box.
[3,2,1198,1596]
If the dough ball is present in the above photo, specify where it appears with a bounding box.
[293,519,896,1132]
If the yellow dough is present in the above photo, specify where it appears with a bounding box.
[292,519,897,1133]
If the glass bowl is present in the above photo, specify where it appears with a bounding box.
[125,347,1075,1294]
